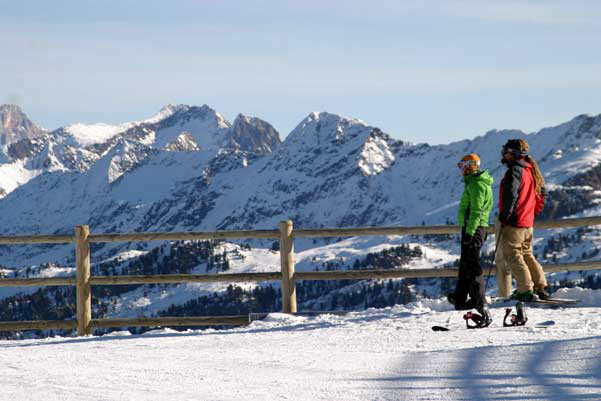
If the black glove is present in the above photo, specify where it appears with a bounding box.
[462,233,474,246]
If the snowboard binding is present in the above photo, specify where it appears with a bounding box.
[503,301,528,327]
[463,310,492,329]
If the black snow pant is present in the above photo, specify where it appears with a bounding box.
[452,227,488,310]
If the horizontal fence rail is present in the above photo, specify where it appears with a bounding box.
[0,316,252,332]
[1,215,601,335]
[0,277,77,287]
[3,261,601,289]
[91,316,252,328]
[293,215,601,238]
[296,261,601,280]
[0,234,75,245]
[0,320,78,331]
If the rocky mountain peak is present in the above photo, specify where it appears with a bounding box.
[570,113,601,138]
[0,104,47,145]
[156,104,187,117]
[285,112,370,150]
[229,114,281,154]
[158,104,229,130]
[145,104,230,150]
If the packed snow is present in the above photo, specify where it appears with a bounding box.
[1,287,600,401]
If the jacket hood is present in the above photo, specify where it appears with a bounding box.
[504,159,531,169]
[465,170,493,185]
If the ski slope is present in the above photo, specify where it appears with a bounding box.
[1,288,600,400]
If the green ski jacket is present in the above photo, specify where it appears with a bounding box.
[457,170,494,236]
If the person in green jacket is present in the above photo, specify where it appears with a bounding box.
[447,153,494,327]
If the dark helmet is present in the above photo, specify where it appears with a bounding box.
[502,139,528,158]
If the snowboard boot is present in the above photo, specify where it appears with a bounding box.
[510,289,535,302]
[447,293,462,309]
[535,288,551,301]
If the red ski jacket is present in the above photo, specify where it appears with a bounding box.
[499,159,545,227]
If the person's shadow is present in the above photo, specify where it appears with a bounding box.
[361,335,601,400]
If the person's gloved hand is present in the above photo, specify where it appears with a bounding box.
[462,233,474,246]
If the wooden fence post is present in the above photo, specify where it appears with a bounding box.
[75,225,92,336]
[279,220,297,314]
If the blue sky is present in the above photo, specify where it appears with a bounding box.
[1,0,601,144]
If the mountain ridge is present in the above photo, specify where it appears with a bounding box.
[0,105,600,268]
[0,104,282,198]
[1,105,601,338]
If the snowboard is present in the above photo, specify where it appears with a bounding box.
[492,296,580,306]
[432,320,557,331]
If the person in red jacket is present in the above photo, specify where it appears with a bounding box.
[498,139,549,301]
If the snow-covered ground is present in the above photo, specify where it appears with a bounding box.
[1,287,600,401]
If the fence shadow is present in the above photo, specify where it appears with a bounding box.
[361,335,601,400]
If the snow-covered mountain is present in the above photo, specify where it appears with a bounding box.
[1,106,601,260]
[0,104,281,199]
[1,104,601,333]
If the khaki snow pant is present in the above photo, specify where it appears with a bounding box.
[499,225,547,293]
[494,217,512,297]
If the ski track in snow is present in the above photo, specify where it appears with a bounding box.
[2,289,601,401]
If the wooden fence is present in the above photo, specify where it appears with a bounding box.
[1,216,601,336]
